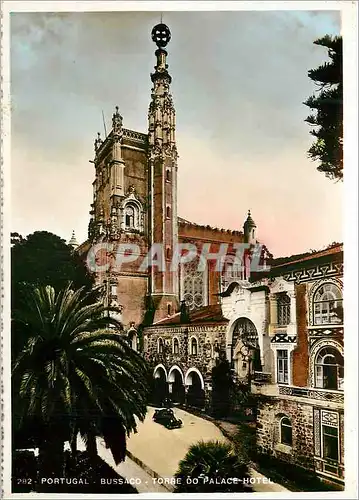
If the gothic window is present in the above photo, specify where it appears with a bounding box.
[280,417,293,446]
[125,205,135,228]
[173,338,179,355]
[315,347,344,390]
[277,293,291,326]
[181,258,207,311]
[166,248,171,260]
[313,283,343,325]
[157,337,164,354]
[191,338,198,356]
[167,304,172,316]
[277,349,289,384]
[166,169,171,182]
[123,201,143,232]
[166,206,171,219]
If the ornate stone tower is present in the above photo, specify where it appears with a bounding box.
[86,105,149,329]
[148,23,179,321]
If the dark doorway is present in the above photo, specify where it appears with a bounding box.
[186,371,205,409]
[152,367,168,406]
[171,370,185,404]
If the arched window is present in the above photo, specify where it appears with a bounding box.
[129,332,137,351]
[166,206,171,219]
[173,338,179,355]
[158,337,164,354]
[315,347,344,390]
[166,248,171,260]
[280,417,293,446]
[167,304,172,316]
[166,169,171,182]
[181,257,207,311]
[313,283,343,325]
[125,204,135,228]
[191,338,198,356]
[277,293,291,326]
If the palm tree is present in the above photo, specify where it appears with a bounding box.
[12,284,149,477]
[174,440,252,493]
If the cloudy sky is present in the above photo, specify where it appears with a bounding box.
[10,7,342,257]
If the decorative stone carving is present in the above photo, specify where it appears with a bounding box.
[94,132,103,152]
[112,106,123,138]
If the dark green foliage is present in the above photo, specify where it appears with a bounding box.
[304,35,343,180]
[174,440,252,493]
[232,422,257,462]
[11,230,94,290]
[229,382,257,422]
[11,231,96,358]
[12,285,150,475]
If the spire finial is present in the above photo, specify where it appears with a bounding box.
[94,131,103,152]
[112,106,123,134]
[151,22,171,48]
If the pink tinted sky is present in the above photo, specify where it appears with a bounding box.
[10,10,342,257]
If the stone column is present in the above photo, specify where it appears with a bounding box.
[269,294,277,332]
[288,290,297,324]
[226,343,233,363]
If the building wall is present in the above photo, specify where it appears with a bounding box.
[144,323,228,395]
[257,395,344,481]
[252,252,344,484]
[179,222,245,307]
[257,397,315,470]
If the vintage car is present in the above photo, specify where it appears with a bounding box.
[153,408,182,429]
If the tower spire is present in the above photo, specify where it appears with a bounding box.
[148,22,179,321]
[243,210,257,244]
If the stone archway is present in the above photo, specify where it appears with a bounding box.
[168,366,185,404]
[152,364,168,406]
[185,368,205,409]
[231,317,262,378]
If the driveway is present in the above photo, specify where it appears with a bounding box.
[127,406,227,479]
[75,407,288,493]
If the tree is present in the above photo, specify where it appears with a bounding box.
[174,440,252,493]
[12,285,150,477]
[304,35,343,180]
[211,358,234,418]
[11,231,96,357]
[11,231,94,297]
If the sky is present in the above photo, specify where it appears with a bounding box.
[9,7,343,257]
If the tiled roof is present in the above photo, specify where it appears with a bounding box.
[153,303,227,326]
[272,243,343,269]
